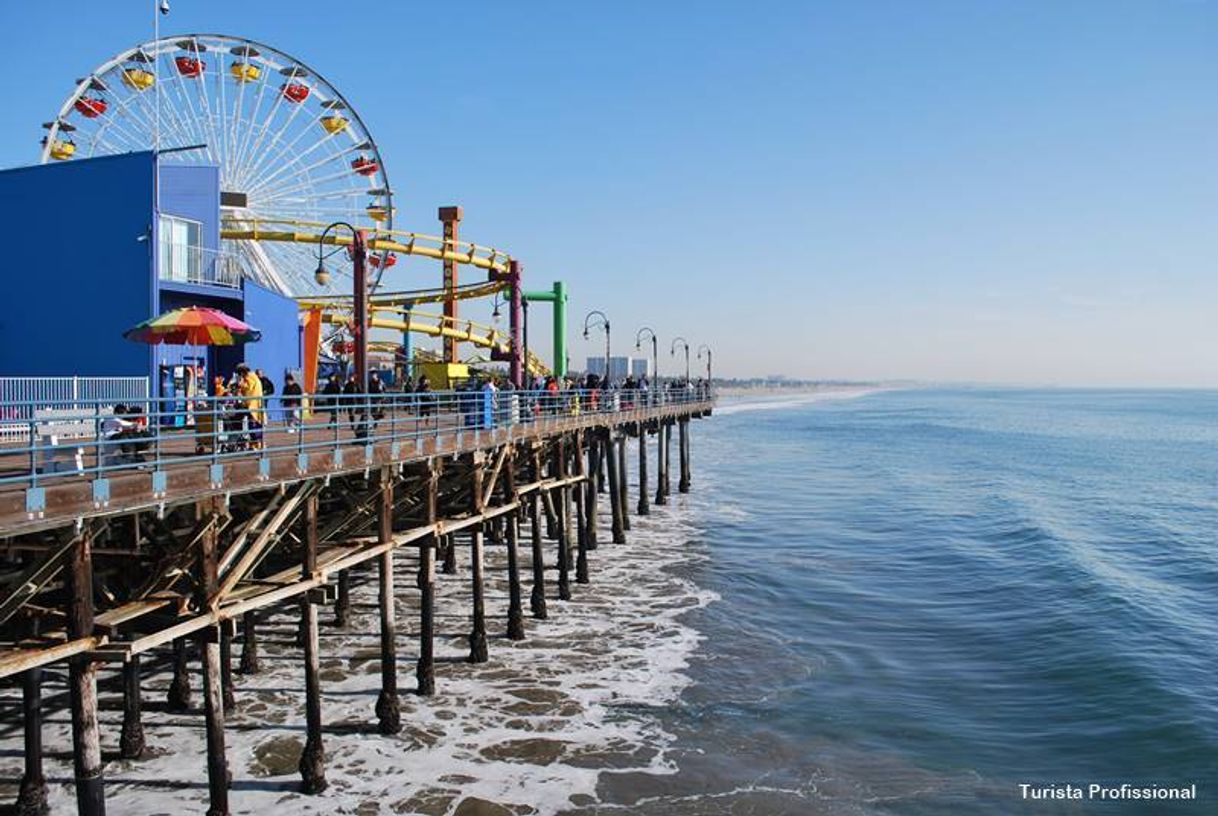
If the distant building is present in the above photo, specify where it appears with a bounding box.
[630,358,651,379]
[585,355,634,382]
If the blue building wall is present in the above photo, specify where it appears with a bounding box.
[242,280,301,392]
[158,164,220,252]
[0,152,155,377]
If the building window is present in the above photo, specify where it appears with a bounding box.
[159,214,202,283]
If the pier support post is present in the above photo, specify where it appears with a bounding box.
[219,625,235,711]
[119,655,145,760]
[334,569,351,628]
[16,661,49,816]
[199,510,230,816]
[469,456,489,663]
[299,491,327,793]
[617,435,630,530]
[67,528,105,816]
[655,421,668,506]
[529,452,548,619]
[637,424,650,515]
[663,419,673,499]
[575,435,590,584]
[376,470,402,734]
[604,431,626,544]
[555,438,572,601]
[167,636,191,711]
[678,418,691,493]
[505,449,526,640]
[585,439,599,550]
[417,462,440,696]
[239,612,260,674]
[443,533,458,575]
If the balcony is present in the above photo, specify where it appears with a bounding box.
[158,241,246,289]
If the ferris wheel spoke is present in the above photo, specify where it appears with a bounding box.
[165,52,219,163]
[245,141,360,200]
[240,127,348,197]
[236,94,312,193]
[238,111,336,195]
[234,85,290,190]
[251,164,368,204]
[230,65,274,185]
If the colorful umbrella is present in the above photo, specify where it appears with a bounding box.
[123,306,262,346]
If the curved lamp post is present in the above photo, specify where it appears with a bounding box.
[670,336,690,384]
[697,344,712,384]
[314,221,369,392]
[635,327,658,389]
[582,310,611,385]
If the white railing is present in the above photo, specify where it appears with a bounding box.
[159,242,245,289]
[0,377,150,441]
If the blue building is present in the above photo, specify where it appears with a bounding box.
[0,150,302,401]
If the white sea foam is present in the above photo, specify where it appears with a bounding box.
[713,387,885,416]
[0,486,716,816]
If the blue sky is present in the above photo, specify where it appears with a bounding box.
[3,1,1215,385]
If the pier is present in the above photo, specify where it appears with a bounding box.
[0,389,711,815]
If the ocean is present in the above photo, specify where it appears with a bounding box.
[3,387,1214,815]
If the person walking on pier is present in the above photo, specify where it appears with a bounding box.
[282,373,303,433]
[235,364,265,450]
[320,373,342,426]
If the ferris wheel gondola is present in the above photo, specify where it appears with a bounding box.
[40,33,394,296]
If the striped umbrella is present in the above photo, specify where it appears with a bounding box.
[123,306,262,346]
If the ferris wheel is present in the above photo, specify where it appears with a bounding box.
[40,33,393,296]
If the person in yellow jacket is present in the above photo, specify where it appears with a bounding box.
[235,364,265,448]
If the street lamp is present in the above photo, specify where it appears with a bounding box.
[697,344,712,383]
[315,221,369,392]
[670,336,690,384]
[635,327,658,394]
[583,310,611,385]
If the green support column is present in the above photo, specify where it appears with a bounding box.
[523,281,569,378]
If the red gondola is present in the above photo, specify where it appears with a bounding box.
[175,56,205,78]
[73,97,108,118]
[369,253,397,269]
[281,82,310,103]
[350,156,379,176]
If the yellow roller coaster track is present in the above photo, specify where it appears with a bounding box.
[319,305,549,377]
[220,217,513,274]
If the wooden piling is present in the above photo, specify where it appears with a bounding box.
[67,528,105,816]
[529,451,548,619]
[505,450,526,640]
[238,612,260,674]
[617,434,630,530]
[604,431,626,544]
[468,456,489,663]
[585,439,600,550]
[299,491,326,793]
[417,462,439,696]
[678,417,691,493]
[118,654,145,760]
[375,470,402,734]
[637,423,650,515]
[555,437,572,601]
[663,419,673,499]
[442,532,458,575]
[654,421,668,506]
[334,569,351,627]
[219,625,235,711]
[15,662,49,816]
[199,510,230,816]
[575,435,590,584]
[167,636,191,712]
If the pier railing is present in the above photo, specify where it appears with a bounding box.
[0,385,712,495]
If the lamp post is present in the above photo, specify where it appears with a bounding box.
[697,344,712,384]
[635,327,658,401]
[582,311,611,385]
[315,222,369,393]
[670,337,690,384]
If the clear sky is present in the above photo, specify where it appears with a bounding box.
[3,1,1215,385]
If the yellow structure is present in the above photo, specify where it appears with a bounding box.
[229,62,261,83]
[416,362,469,390]
[121,67,155,91]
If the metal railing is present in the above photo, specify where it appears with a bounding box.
[0,384,713,492]
[0,377,150,442]
[159,242,245,288]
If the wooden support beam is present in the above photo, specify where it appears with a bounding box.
[655,421,668,506]
[575,434,590,585]
[219,626,235,711]
[67,527,105,816]
[299,491,327,793]
[376,469,402,734]
[167,637,191,712]
[504,449,525,641]
[480,444,509,509]
[585,438,599,550]
[529,451,548,620]
[239,612,260,674]
[469,456,489,663]
[334,569,351,628]
[555,436,572,601]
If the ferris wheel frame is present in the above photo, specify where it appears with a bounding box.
[40,33,395,295]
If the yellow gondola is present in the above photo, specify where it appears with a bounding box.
[366,204,391,222]
[49,140,76,160]
[121,67,156,91]
[320,115,348,134]
[230,62,261,83]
